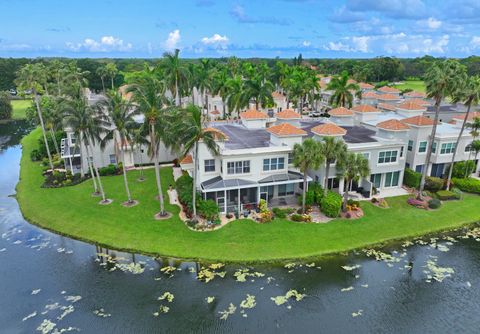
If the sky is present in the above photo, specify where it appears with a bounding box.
[0,0,479,59]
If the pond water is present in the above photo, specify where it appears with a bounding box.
[1,122,480,334]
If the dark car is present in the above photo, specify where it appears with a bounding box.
[9,89,17,96]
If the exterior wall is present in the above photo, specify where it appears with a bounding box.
[241,118,267,129]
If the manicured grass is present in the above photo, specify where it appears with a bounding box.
[393,80,426,93]
[11,99,31,120]
[17,129,480,262]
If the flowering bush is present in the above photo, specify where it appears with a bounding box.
[407,197,427,209]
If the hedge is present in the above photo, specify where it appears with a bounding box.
[436,190,457,201]
[451,177,480,194]
[425,176,444,192]
[403,168,421,188]
[320,191,342,218]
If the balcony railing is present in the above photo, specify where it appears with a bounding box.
[60,138,81,158]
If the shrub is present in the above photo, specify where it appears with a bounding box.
[403,168,421,188]
[436,190,457,201]
[197,199,219,221]
[451,187,463,200]
[347,199,360,208]
[428,198,442,209]
[98,164,119,176]
[320,191,342,218]
[407,197,426,208]
[451,177,480,194]
[30,149,43,161]
[305,189,316,206]
[425,176,444,192]
[186,219,198,228]
[451,161,476,178]
[290,213,311,222]
[258,199,272,223]
[272,207,287,219]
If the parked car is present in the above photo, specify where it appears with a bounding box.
[309,110,321,117]
[9,89,17,96]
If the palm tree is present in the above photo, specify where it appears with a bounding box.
[446,75,480,189]
[226,75,247,118]
[196,59,213,113]
[320,136,347,196]
[105,63,118,90]
[41,95,62,155]
[243,75,274,110]
[211,67,230,118]
[15,63,54,170]
[63,94,110,204]
[176,105,225,220]
[471,139,480,174]
[98,91,138,205]
[96,65,108,92]
[48,60,66,96]
[336,152,370,211]
[127,70,171,217]
[293,138,324,214]
[466,117,480,176]
[131,128,149,181]
[187,63,199,105]
[326,71,360,108]
[419,60,465,196]
[161,48,187,107]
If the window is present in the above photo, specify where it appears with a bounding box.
[384,171,400,187]
[362,152,370,160]
[432,142,437,153]
[227,160,250,174]
[370,173,382,189]
[418,141,427,153]
[109,154,117,164]
[278,184,294,196]
[263,157,285,171]
[400,146,404,158]
[288,153,293,164]
[378,150,398,164]
[440,142,456,154]
[415,165,424,173]
[204,159,215,172]
[465,144,472,152]
[406,163,410,169]
[407,140,413,151]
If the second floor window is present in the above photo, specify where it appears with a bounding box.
[465,143,472,152]
[227,160,250,174]
[263,157,285,171]
[440,142,456,154]
[288,153,293,164]
[204,159,215,172]
[378,150,398,164]
[418,141,427,153]
[407,140,413,151]
[109,154,117,164]
[400,146,404,158]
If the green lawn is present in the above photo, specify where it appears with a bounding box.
[393,80,426,93]
[11,99,31,120]
[16,128,480,262]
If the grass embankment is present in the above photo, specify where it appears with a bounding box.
[17,128,480,262]
[11,99,30,120]
[393,80,426,93]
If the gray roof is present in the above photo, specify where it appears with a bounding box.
[300,120,378,144]
[201,176,257,191]
[212,123,271,149]
[258,171,304,183]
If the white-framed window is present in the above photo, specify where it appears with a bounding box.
[278,183,295,196]
[370,173,382,189]
[227,160,250,174]
[288,153,293,164]
[418,141,427,153]
[432,142,437,153]
[400,146,404,158]
[465,143,472,152]
[204,159,215,172]
[378,150,398,164]
[263,157,285,171]
[384,171,400,187]
[407,140,413,151]
[440,142,456,154]
[109,154,117,164]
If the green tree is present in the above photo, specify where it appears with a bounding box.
[105,63,118,90]
[243,75,274,110]
[160,49,188,106]
[336,152,370,211]
[211,66,230,118]
[326,70,360,108]
[0,91,12,120]
[320,136,347,196]
[293,138,324,214]
[96,65,108,92]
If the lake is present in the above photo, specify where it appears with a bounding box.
[1,121,480,334]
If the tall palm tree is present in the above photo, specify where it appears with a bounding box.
[131,128,149,181]
[336,152,370,212]
[471,139,480,174]
[320,136,347,196]
[127,70,171,217]
[466,117,480,176]
[98,91,138,205]
[196,59,213,113]
[176,105,225,220]
[226,75,247,118]
[105,63,118,90]
[96,65,108,92]
[211,67,230,118]
[293,138,324,214]
[48,60,66,96]
[446,75,480,189]
[41,95,62,155]
[15,63,54,170]
[243,75,274,110]
[161,48,187,107]
[326,71,360,108]
[187,63,199,105]
[419,60,465,196]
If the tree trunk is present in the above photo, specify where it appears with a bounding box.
[324,161,330,196]
[175,78,180,106]
[111,76,114,90]
[86,136,106,202]
[342,178,349,212]
[77,135,85,177]
[138,146,144,180]
[302,170,307,214]
[84,140,99,194]
[49,128,59,155]
[151,123,165,215]
[34,94,54,170]
[101,77,105,93]
[121,146,133,202]
[419,99,441,198]
[191,89,195,105]
[222,98,226,119]
[446,102,472,189]
[192,142,198,219]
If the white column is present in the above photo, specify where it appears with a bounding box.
[257,186,261,204]
[69,157,73,174]
[339,178,345,195]
[224,189,227,214]
[238,188,241,213]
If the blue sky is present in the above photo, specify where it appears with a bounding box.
[0,0,479,58]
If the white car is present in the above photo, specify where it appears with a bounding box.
[309,110,321,117]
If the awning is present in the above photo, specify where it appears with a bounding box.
[201,176,257,191]
[258,171,304,183]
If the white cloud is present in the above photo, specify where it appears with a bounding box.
[324,36,369,52]
[165,29,181,50]
[325,41,352,52]
[383,33,449,54]
[302,40,311,47]
[201,34,229,49]
[417,17,442,30]
[66,36,132,52]
[470,36,480,49]
[352,36,369,52]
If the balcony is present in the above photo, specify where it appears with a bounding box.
[60,138,81,159]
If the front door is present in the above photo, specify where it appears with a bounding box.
[217,196,225,214]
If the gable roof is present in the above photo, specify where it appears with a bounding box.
[267,123,307,137]
[311,123,347,136]
[203,127,229,141]
[240,109,268,119]
[377,103,397,111]
[378,86,401,94]
[377,93,401,100]
[404,91,426,98]
[452,111,480,122]
[328,107,354,117]
[359,82,374,89]
[401,115,435,126]
[352,104,380,113]
[276,108,301,119]
[397,100,427,110]
[180,154,193,164]
[409,98,431,106]
[377,119,410,131]
[362,91,378,99]
[272,91,285,99]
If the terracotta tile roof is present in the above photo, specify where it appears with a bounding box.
[319,81,328,89]
[377,119,410,131]
[204,127,228,140]
[378,86,401,94]
[377,93,401,101]
[180,154,193,164]
[404,91,426,98]
[378,103,397,111]
[276,108,301,119]
[452,111,480,122]
[359,82,374,89]
[347,79,357,84]
[362,91,378,99]
[267,123,307,137]
[240,109,268,119]
[272,91,285,99]
[401,115,435,126]
[397,100,426,110]
[409,98,430,106]
[311,123,347,136]
[211,110,220,115]
[351,104,380,113]
[328,107,354,117]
